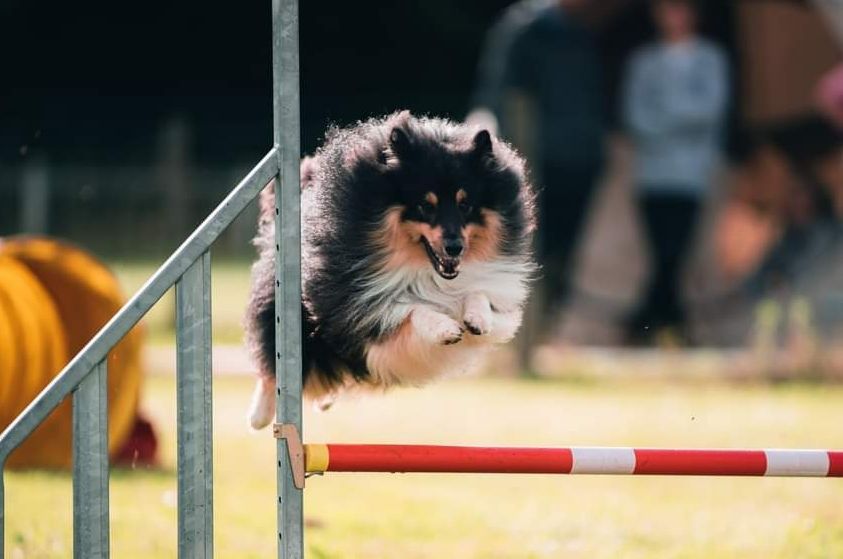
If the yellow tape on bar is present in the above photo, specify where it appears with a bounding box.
[305,444,330,473]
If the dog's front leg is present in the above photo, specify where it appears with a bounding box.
[411,305,465,345]
[463,293,521,343]
[487,310,522,343]
[463,292,493,336]
[365,305,464,387]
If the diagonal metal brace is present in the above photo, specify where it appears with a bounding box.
[272,423,305,489]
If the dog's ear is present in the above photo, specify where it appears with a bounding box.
[383,126,414,168]
[389,126,413,157]
[472,130,494,160]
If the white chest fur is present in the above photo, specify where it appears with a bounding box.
[353,258,532,336]
[358,258,533,390]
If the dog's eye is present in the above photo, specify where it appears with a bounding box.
[417,202,435,217]
[458,201,472,214]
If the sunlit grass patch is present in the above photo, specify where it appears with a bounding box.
[6,374,843,558]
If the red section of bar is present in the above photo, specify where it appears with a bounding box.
[325,445,574,474]
[829,452,843,477]
[633,449,768,476]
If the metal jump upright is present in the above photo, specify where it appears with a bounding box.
[271,0,304,556]
[0,0,304,557]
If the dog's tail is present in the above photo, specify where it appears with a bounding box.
[248,376,276,430]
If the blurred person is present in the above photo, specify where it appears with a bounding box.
[623,0,729,341]
[469,0,608,334]
[736,118,843,297]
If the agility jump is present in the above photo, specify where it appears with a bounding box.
[272,422,843,485]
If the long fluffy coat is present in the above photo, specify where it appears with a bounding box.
[245,112,535,427]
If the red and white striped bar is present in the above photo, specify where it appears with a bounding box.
[303,444,843,477]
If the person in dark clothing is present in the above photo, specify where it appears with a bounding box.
[469,0,608,331]
[622,0,729,339]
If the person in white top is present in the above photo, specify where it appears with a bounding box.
[622,0,729,341]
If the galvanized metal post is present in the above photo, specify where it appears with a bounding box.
[0,7,295,558]
[72,359,110,558]
[176,252,214,558]
[0,153,276,559]
[272,0,304,557]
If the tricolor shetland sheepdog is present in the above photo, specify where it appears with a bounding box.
[245,111,536,429]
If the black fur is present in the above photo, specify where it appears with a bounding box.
[245,111,535,395]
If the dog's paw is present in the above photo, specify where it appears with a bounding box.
[424,315,464,345]
[487,310,522,343]
[435,317,465,345]
[463,311,492,336]
[463,293,493,336]
[412,307,465,345]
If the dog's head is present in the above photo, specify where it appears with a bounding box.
[376,117,531,280]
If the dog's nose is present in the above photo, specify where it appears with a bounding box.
[444,238,463,257]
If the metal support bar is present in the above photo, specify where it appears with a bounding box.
[176,252,214,558]
[0,5,294,557]
[272,0,304,557]
[0,150,276,559]
[0,149,277,466]
[72,359,110,558]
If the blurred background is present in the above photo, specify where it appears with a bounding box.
[4,0,843,361]
[3,1,843,557]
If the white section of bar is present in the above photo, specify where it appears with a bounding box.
[571,448,636,474]
[764,450,830,477]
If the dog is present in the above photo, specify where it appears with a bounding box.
[245,111,536,429]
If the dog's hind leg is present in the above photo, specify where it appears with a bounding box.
[248,375,276,430]
[244,231,279,429]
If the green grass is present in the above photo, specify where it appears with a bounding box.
[109,259,254,345]
[12,259,840,556]
[6,375,843,558]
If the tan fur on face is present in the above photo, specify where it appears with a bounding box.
[464,209,503,262]
[375,207,442,270]
[374,206,503,270]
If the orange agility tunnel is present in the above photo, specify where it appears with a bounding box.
[0,236,148,468]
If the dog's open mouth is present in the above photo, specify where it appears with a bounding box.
[421,237,460,280]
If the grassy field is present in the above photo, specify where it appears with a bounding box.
[6,260,842,556]
[109,259,254,345]
[6,374,843,558]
